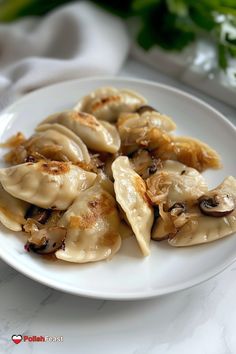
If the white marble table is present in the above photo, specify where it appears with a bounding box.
[0,58,236,354]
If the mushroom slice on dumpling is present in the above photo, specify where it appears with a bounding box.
[117,109,174,154]
[130,149,162,180]
[0,184,29,231]
[112,156,154,256]
[198,176,236,217]
[154,136,221,172]
[39,111,120,153]
[55,182,121,263]
[26,226,67,254]
[0,161,96,210]
[151,217,170,241]
[147,160,208,241]
[169,176,236,247]
[74,87,147,122]
[33,123,90,163]
[168,208,236,247]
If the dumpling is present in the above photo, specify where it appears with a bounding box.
[148,160,208,241]
[0,184,29,231]
[33,123,90,163]
[168,176,236,246]
[56,181,121,263]
[34,124,90,163]
[2,124,90,165]
[74,87,147,122]
[153,136,221,172]
[0,161,96,210]
[147,160,208,207]
[112,156,154,256]
[168,207,236,247]
[39,111,120,153]
[118,108,176,135]
[117,109,175,154]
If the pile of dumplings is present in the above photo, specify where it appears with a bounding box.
[0,86,235,264]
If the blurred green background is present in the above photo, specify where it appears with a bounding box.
[0,0,236,71]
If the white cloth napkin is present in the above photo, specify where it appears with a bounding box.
[0,1,129,110]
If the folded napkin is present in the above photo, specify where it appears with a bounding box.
[0,1,129,110]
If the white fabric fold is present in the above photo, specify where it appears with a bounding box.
[0,1,129,108]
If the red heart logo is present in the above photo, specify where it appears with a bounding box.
[11,335,22,344]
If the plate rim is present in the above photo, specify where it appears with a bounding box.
[0,76,235,300]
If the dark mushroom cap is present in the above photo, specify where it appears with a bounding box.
[25,205,52,224]
[198,193,235,217]
[26,227,66,254]
[168,202,186,216]
[151,218,170,241]
[135,105,157,115]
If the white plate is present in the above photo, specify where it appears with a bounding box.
[0,77,235,300]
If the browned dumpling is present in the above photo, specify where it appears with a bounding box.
[74,87,147,122]
[152,176,236,245]
[39,111,120,153]
[153,136,221,172]
[169,176,236,246]
[169,207,236,247]
[2,124,90,165]
[147,160,208,207]
[117,109,175,154]
[56,180,121,263]
[148,160,208,241]
[112,156,153,256]
[0,161,96,210]
[34,124,90,163]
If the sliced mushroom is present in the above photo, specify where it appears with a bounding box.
[198,176,236,217]
[152,218,170,241]
[169,202,186,216]
[25,205,52,224]
[23,218,42,234]
[153,206,160,219]
[135,105,157,114]
[25,227,66,254]
[23,210,63,235]
[131,149,161,179]
[199,194,234,217]
[152,203,189,241]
